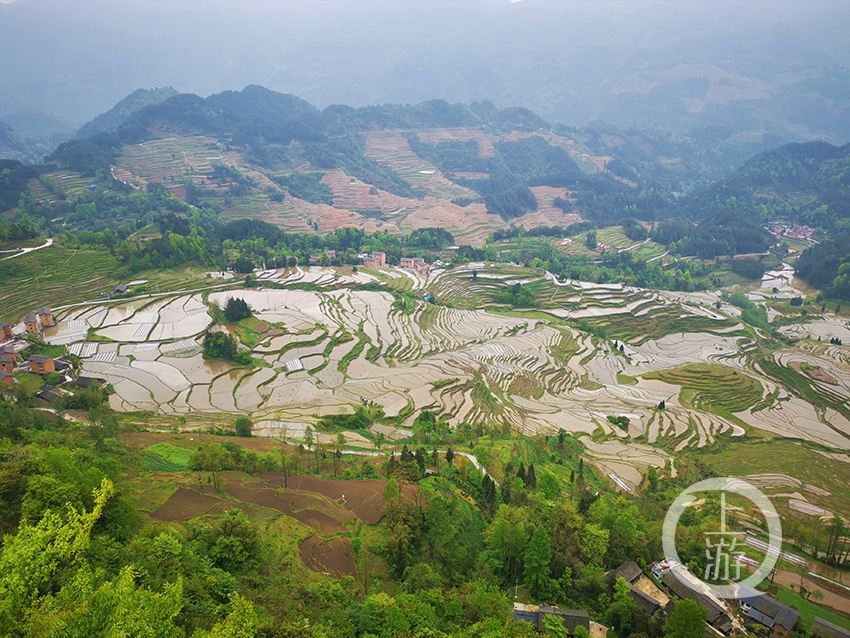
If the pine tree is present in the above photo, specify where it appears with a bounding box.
[524,525,553,600]
[526,464,537,489]
[445,447,454,466]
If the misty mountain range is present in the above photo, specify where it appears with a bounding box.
[1,0,850,157]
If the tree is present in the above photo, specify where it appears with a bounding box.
[585,230,598,250]
[446,447,455,466]
[580,523,609,566]
[542,614,568,637]
[234,416,252,437]
[605,576,637,637]
[524,525,553,600]
[538,471,561,500]
[224,297,252,323]
[190,442,227,491]
[664,599,707,638]
[0,479,113,627]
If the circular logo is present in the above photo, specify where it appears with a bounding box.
[661,477,782,599]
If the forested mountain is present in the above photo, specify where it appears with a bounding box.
[75,86,179,139]
[0,121,55,165]
[682,141,850,230]
[14,86,850,296]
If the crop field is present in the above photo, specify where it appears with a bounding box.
[0,245,122,322]
[643,364,764,413]
[116,136,226,191]
[700,440,850,516]
[59,262,848,496]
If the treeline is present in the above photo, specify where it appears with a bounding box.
[57,204,454,275]
[651,212,772,259]
[682,140,850,232]
[795,232,850,300]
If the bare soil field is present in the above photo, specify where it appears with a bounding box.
[416,128,498,157]
[299,535,358,579]
[320,169,412,212]
[260,473,418,524]
[152,486,221,521]
[224,478,353,535]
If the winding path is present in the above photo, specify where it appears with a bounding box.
[0,238,53,261]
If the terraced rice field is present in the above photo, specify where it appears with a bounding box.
[643,364,764,414]
[0,245,122,322]
[55,263,850,490]
[116,136,226,191]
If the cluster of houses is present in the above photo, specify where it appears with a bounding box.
[0,307,71,389]
[765,222,817,241]
[512,559,832,638]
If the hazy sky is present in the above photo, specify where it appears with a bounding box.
[1,0,848,140]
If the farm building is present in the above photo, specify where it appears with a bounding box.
[0,370,15,385]
[400,256,430,275]
[0,322,13,342]
[737,586,800,638]
[114,284,130,295]
[612,561,669,614]
[0,350,18,373]
[661,568,734,634]
[813,617,850,638]
[513,603,590,635]
[28,354,55,375]
[24,314,39,334]
[363,251,387,269]
[37,307,55,327]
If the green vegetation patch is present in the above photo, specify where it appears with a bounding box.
[644,364,763,413]
[141,443,194,472]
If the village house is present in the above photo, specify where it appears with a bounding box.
[363,251,387,269]
[400,256,430,275]
[0,322,13,342]
[737,586,801,638]
[114,283,130,295]
[24,314,40,334]
[613,561,669,615]
[0,370,15,385]
[513,603,590,635]
[28,354,55,375]
[0,350,18,373]
[325,249,337,259]
[660,567,734,634]
[37,307,55,327]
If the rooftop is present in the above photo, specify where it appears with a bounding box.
[24,314,38,323]
[28,354,53,364]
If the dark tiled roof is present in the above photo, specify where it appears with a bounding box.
[739,589,800,630]
[0,322,11,328]
[0,370,13,380]
[28,354,52,364]
[614,561,643,583]
[629,585,662,613]
[661,571,733,632]
[24,314,38,323]
[38,307,52,315]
